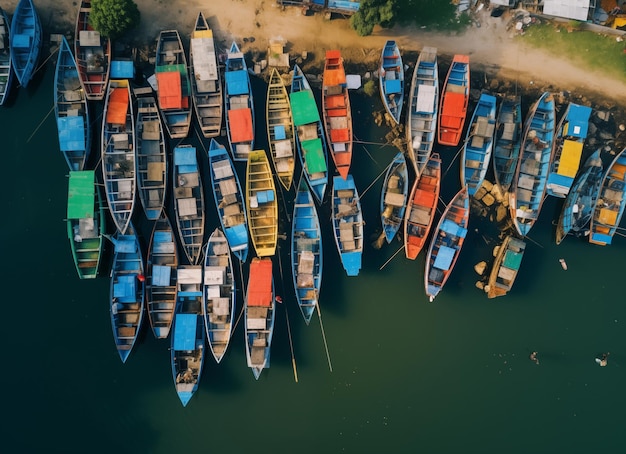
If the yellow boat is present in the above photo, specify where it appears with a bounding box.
[266,67,295,190]
[246,150,278,257]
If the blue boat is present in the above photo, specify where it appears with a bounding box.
[331,174,363,276]
[510,91,556,237]
[291,176,323,325]
[379,40,404,125]
[171,265,205,406]
[0,7,14,105]
[224,42,254,161]
[492,95,522,192]
[546,103,592,198]
[245,257,275,380]
[555,149,603,245]
[589,147,626,246]
[55,36,91,171]
[290,64,329,204]
[109,222,145,363]
[208,139,249,262]
[424,187,470,302]
[380,151,409,243]
[461,92,497,196]
[9,0,42,88]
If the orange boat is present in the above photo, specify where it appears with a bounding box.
[322,50,353,180]
[437,54,470,147]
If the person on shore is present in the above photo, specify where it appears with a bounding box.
[595,352,609,367]
[529,351,539,365]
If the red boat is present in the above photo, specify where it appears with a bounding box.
[437,54,470,147]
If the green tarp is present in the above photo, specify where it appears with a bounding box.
[290,90,320,126]
[503,250,523,270]
[302,138,327,174]
[67,171,95,219]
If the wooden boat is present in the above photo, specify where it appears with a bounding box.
[203,228,235,363]
[461,92,497,197]
[246,150,278,257]
[379,40,404,125]
[173,145,205,265]
[74,0,111,101]
[291,176,323,325]
[290,64,328,204]
[146,212,178,339]
[9,0,42,88]
[424,187,470,302]
[266,67,296,190]
[0,7,14,106]
[589,146,626,246]
[155,30,192,139]
[101,79,135,235]
[208,139,249,262]
[406,46,438,174]
[404,153,441,260]
[485,235,526,299]
[555,149,603,245]
[189,12,222,138]
[224,41,254,161]
[245,257,275,380]
[109,222,145,363]
[509,91,556,237]
[136,96,167,221]
[546,103,593,198]
[171,265,205,406]
[493,95,522,192]
[331,174,363,277]
[66,170,105,279]
[54,36,91,171]
[437,54,470,147]
[380,151,409,243]
[322,50,353,180]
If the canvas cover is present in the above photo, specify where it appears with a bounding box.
[152,265,172,286]
[433,245,455,271]
[191,33,218,82]
[173,314,197,350]
[290,90,320,126]
[226,69,249,96]
[324,68,346,87]
[302,138,327,174]
[557,140,583,177]
[58,117,86,152]
[106,87,129,125]
[503,249,523,270]
[563,104,591,139]
[416,84,436,114]
[174,146,197,166]
[157,71,183,109]
[247,259,273,307]
[67,170,95,219]
[441,218,467,238]
[228,108,253,142]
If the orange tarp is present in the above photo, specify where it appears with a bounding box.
[328,108,347,118]
[414,189,435,207]
[106,88,129,125]
[248,259,273,307]
[157,72,182,109]
[441,92,467,123]
[325,69,346,87]
[330,128,350,143]
[228,108,253,143]
[326,94,346,109]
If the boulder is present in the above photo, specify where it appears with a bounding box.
[482,193,496,207]
[474,261,487,275]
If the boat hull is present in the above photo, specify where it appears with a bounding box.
[331,174,363,276]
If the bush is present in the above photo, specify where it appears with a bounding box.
[90,0,140,40]
[363,80,377,97]
[350,0,397,36]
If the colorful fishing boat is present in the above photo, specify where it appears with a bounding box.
[10,0,42,88]
[331,174,363,277]
[146,212,178,339]
[171,265,205,406]
[75,0,111,101]
[322,50,353,180]
[136,95,167,221]
[101,79,135,234]
[246,150,278,257]
[555,149,603,244]
[267,67,296,190]
[424,187,470,302]
[404,153,441,260]
[461,92,497,196]
[589,146,626,246]
[66,170,105,279]
[509,91,556,237]
[492,95,522,192]
[290,64,328,204]
[379,40,404,125]
[437,54,470,147]
[189,12,222,138]
[224,41,254,161]
[546,103,592,198]
[380,151,409,243]
[109,222,145,363]
[173,145,205,265]
[55,36,91,171]
[155,30,192,139]
[245,257,275,380]
[485,235,526,299]
[291,176,323,325]
[0,7,14,106]
[406,46,438,173]
[203,228,235,363]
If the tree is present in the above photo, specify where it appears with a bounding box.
[350,0,397,36]
[90,0,140,40]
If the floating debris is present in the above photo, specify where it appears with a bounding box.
[559,258,568,270]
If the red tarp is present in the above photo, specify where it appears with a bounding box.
[414,189,435,207]
[330,128,350,143]
[157,72,183,109]
[247,259,273,307]
[324,68,346,86]
[106,88,129,125]
[441,92,466,128]
[326,94,346,109]
[228,108,253,143]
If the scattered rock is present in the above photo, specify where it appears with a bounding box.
[476,281,485,290]
[482,193,496,207]
[474,261,487,275]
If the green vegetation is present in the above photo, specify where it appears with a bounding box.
[90,0,140,39]
[350,0,397,36]
[363,79,377,96]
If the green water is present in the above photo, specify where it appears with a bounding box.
[1,55,625,454]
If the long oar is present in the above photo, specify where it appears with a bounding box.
[379,243,405,271]
[278,246,298,382]
[316,303,333,372]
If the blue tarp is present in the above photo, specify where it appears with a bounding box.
[565,104,592,139]
[257,189,275,204]
[433,245,455,271]
[154,231,172,243]
[110,60,135,79]
[225,70,249,96]
[341,251,362,276]
[114,275,136,298]
[116,238,137,253]
[274,125,286,140]
[328,0,360,11]
[57,117,86,152]
[174,146,197,166]
[227,224,248,248]
[385,79,401,94]
[13,34,31,48]
[152,265,171,286]
[440,219,467,238]
[173,314,197,350]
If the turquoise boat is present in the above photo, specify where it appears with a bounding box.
[492,95,522,192]
[10,0,42,88]
[224,42,254,161]
[380,151,409,243]
[0,7,15,105]
[379,40,404,125]
[331,174,363,277]
[486,235,526,299]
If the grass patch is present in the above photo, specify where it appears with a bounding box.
[519,23,626,82]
